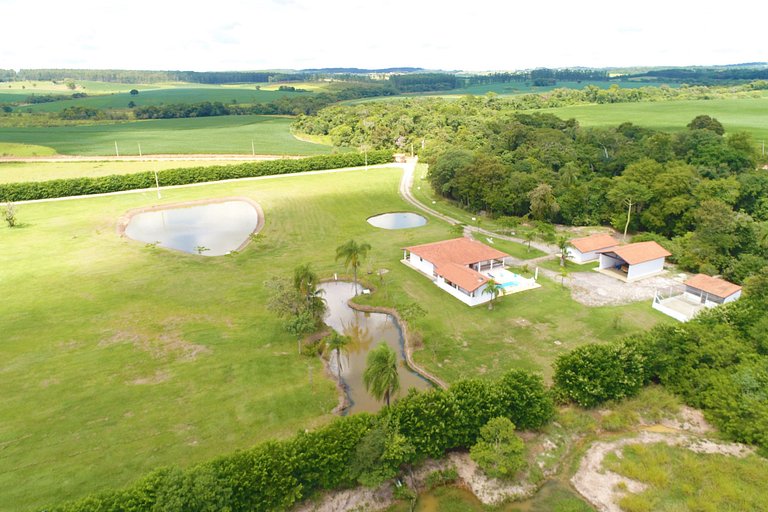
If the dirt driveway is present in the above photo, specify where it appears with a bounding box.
[562,271,685,307]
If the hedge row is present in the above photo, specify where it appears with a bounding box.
[47,370,553,512]
[1,150,393,202]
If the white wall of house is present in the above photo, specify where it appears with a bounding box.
[435,276,491,306]
[567,248,600,263]
[724,290,742,303]
[598,253,623,270]
[627,258,665,281]
[408,253,435,277]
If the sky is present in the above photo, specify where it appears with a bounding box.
[2,0,765,72]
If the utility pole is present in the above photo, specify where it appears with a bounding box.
[251,140,255,156]
[114,141,119,157]
[138,143,142,157]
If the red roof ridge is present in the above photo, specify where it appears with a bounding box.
[570,233,620,253]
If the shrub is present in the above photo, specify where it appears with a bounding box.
[0,150,393,202]
[469,417,526,480]
[496,370,555,429]
[553,341,646,408]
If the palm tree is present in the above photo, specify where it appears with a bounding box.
[556,236,572,267]
[293,263,326,320]
[335,239,372,295]
[324,331,351,381]
[523,230,535,252]
[485,278,502,310]
[363,343,400,408]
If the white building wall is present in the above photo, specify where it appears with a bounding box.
[599,253,622,270]
[435,277,491,306]
[568,248,601,263]
[723,290,742,303]
[627,258,665,281]
[408,253,434,277]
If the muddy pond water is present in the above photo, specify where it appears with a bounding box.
[123,200,259,256]
[319,281,431,413]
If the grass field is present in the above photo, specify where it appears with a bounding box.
[0,160,272,183]
[21,87,305,113]
[1,166,671,510]
[539,96,768,144]
[0,115,332,156]
[0,142,58,158]
[605,443,768,511]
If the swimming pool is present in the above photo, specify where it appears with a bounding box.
[483,268,525,288]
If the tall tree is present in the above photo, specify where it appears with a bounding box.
[336,239,372,294]
[528,183,560,221]
[363,343,400,407]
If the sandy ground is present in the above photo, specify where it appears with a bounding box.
[572,407,753,512]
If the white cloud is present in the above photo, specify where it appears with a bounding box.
[1,0,765,71]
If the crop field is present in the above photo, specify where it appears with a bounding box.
[21,87,306,113]
[0,142,58,158]
[0,159,272,184]
[539,95,768,143]
[0,115,332,156]
[1,166,670,510]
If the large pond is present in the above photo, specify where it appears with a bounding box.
[123,200,259,256]
[320,281,431,413]
[367,212,427,230]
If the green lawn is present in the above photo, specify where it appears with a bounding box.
[0,115,332,156]
[0,160,282,184]
[0,166,670,510]
[539,96,768,144]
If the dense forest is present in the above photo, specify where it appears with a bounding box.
[295,90,768,284]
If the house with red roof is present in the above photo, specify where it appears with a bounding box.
[653,274,742,322]
[597,241,671,281]
[567,233,619,263]
[402,237,539,306]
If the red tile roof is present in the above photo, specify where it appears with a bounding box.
[685,274,742,298]
[441,262,489,292]
[601,241,671,265]
[406,237,509,266]
[570,233,619,253]
[405,238,509,292]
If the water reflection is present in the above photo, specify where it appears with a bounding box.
[123,200,259,256]
[320,281,431,413]
[367,212,427,230]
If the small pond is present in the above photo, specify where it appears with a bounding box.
[367,212,427,230]
[123,200,259,256]
[319,281,431,413]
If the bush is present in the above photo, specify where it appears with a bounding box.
[0,150,393,202]
[553,341,646,408]
[469,417,526,480]
[424,467,458,490]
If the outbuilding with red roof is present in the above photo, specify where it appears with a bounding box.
[567,233,619,263]
[597,241,671,281]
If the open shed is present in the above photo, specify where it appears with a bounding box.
[598,241,671,282]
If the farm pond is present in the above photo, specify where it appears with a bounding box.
[122,199,260,256]
[367,212,427,230]
[320,281,431,413]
